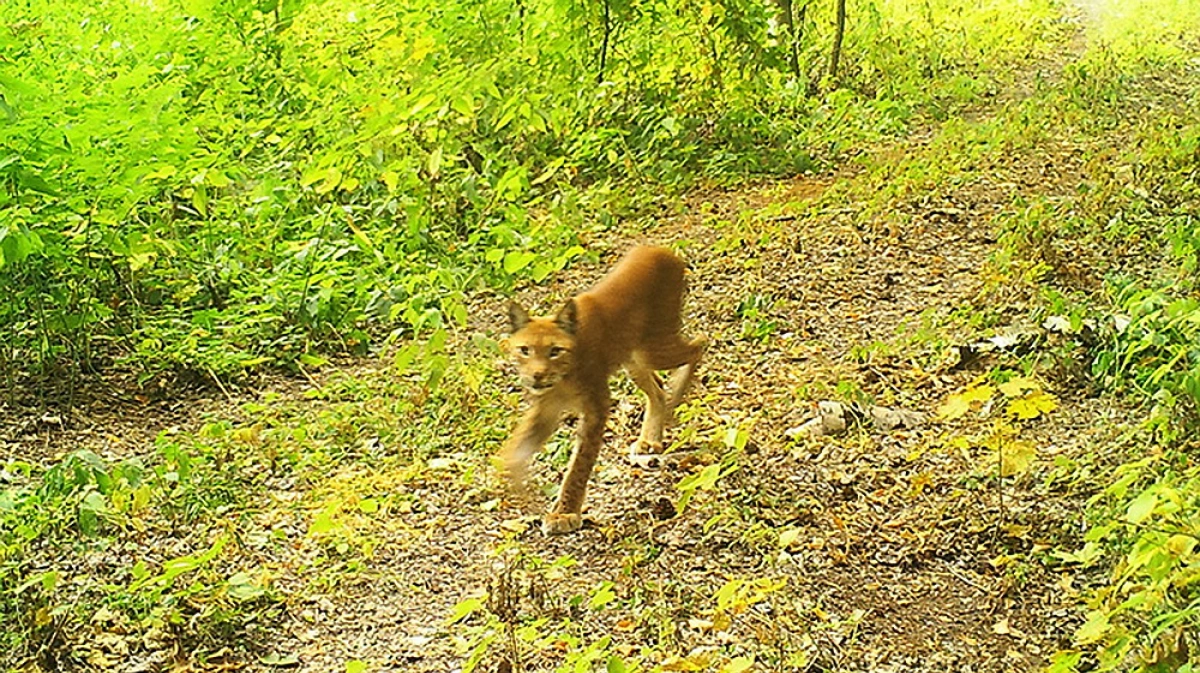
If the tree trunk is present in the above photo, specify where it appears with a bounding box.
[776,0,800,79]
[598,0,611,83]
[828,0,846,82]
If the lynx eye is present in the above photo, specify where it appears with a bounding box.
[518,345,531,357]
[549,346,565,359]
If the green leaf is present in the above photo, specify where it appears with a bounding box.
[408,93,437,119]
[607,656,628,673]
[81,491,108,513]
[448,596,483,624]
[503,251,536,274]
[309,508,337,535]
[1125,488,1158,525]
[17,169,60,196]
[1075,610,1110,645]
[998,440,1037,477]
[778,527,802,548]
[260,652,300,667]
[345,660,368,673]
[227,572,266,601]
[589,581,616,610]
[719,657,754,673]
[1045,650,1082,673]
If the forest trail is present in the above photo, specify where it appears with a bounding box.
[4,8,1150,673]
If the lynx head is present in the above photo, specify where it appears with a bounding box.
[506,299,577,395]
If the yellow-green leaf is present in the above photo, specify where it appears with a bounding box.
[938,384,994,420]
[589,582,616,610]
[447,596,483,624]
[999,376,1039,397]
[660,655,706,672]
[778,527,802,549]
[999,440,1037,476]
[1125,489,1158,525]
[1075,610,1110,645]
[1166,534,1197,556]
[308,508,337,536]
[380,170,399,192]
[1006,390,1057,420]
[719,657,755,673]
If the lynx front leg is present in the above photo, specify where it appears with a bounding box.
[498,397,564,489]
[544,397,609,535]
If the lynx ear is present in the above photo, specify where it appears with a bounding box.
[554,299,578,336]
[508,301,530,333]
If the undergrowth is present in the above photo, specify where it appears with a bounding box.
[0,0,1066,387]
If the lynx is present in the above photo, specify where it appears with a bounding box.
[499,246,708,534]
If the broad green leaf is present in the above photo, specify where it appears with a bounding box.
[779,527,802,548]
[426,147,443,178]
[82,491,108,513]
[1166,534,1197,556]
[531,157,565,186]
[503,251,536,274]
[408,93,437,119]
[380,170,399,192]
[260,653,300,667]
[1125,489,1158,525]
[1046,650,1082,673]
[451,96,474,118]
[659,655,705,671]
[227,572,266,601]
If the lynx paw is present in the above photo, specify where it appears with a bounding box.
[542,512,583,535]
[630,439,665,456]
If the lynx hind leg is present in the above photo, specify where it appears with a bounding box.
[626,363,668,455]
[542,512,583,535]
[641,334,708,411]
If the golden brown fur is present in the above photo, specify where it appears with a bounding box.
[499,246,708,535]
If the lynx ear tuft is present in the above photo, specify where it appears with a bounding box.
[508,301,531,333]
[555,299,578,336]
